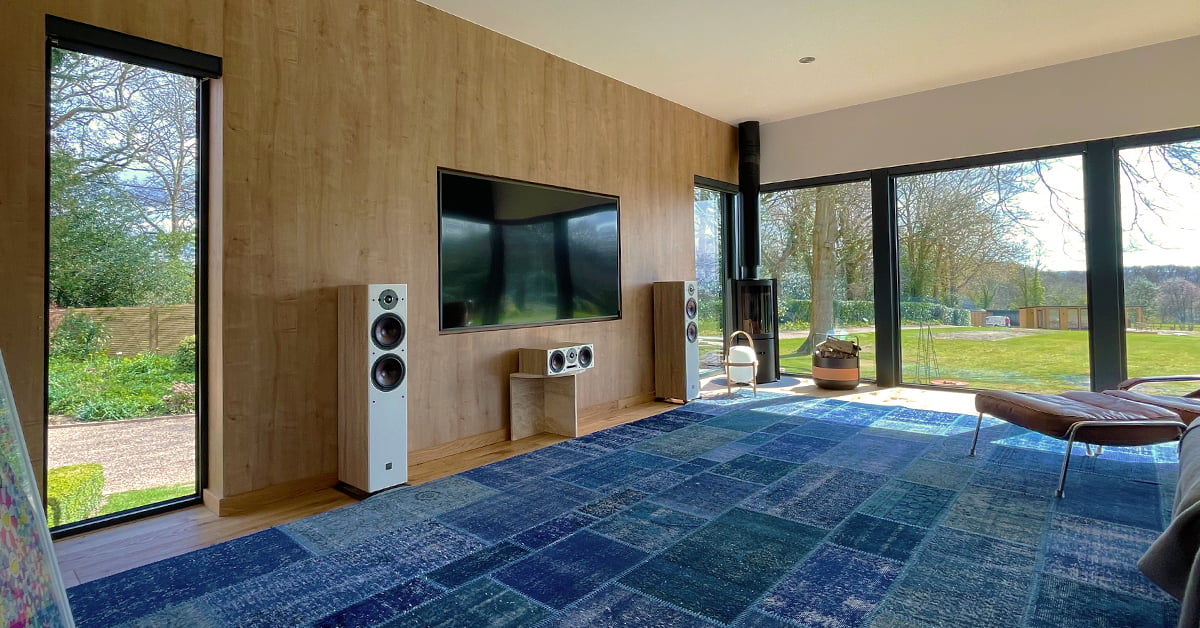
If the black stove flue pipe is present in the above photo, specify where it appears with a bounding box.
[738,121,760,279]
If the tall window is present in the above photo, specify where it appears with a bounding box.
[895,157,1087,391]
[1120,139,1200,390]
[47,38,208,529]
[759,181,875,378]
[694,186,727,371]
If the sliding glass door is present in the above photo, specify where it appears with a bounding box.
[766,129,1200,393]
[1120,138,1200,390]
[893,156,1088,391]
[694,183,733,374]
[759,181,875,378]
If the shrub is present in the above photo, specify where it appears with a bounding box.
[174,335,198,373]
[696,298,723,326]
[835,300,875,324]
[49,311,108,360]
[162,381,196,414]
[899,301,970,325]
[48,352,193,420]
[772,299,970,328]
[780,299,811,325]
[75,395,160,421]
[46,463,104,527]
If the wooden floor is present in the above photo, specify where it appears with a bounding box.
[53,378,976,586]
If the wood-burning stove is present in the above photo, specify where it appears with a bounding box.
[726,278,780,384]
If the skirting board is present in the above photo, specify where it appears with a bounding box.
[409,428,510,466]
[411,391,657,463]
[203,472,339,517]
[580,391,658,420]
[202,390,658,516]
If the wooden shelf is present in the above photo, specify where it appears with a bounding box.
[509,372,579,440]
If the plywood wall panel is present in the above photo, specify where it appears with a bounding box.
[0,1,222,495]
[1,0,735,501]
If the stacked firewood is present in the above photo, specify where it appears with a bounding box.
[815,336,861,359]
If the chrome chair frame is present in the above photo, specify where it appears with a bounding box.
[969,413,1185,498]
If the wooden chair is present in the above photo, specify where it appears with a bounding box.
[723,330,759,396]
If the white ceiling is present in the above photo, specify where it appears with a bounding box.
[418,0,1200,125]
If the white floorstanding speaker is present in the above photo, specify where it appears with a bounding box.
[338,283,408,493]
[653,280,701,401]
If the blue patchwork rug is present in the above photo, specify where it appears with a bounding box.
[68,391,1182,627]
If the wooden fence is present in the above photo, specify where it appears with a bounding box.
[50,305,195,356]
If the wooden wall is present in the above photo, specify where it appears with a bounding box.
[1,0,737,503]
[0,1,223,494]
[216,0,736,500]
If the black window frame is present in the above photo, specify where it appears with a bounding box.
[694,176,740,338]
[759,172,877,381]
[45,16,220,538]
[761,124,1200,393]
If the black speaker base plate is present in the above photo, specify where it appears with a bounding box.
[334,480,409,501]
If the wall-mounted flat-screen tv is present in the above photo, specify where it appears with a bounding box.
[438,169,621,331]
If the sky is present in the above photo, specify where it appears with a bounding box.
[1016,147,1200,272]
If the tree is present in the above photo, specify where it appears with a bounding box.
[974,283,995,310]
[694,188,725,329]
[897,164,1032,304]
[51,49,198,236]
[759,190,814,299]
[49,153,193,307]
[757,142,1200,346]
[1125,276,1159,320]
[1042,270,1086,306]
[49,49,198,308]
[1158,278,1200,330]
[804,188,838,353]
[1119,142,1200,246]
[833,184,874,301]
[1014,259,1046,308]
[759,182,872,354]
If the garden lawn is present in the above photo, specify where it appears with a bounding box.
[779,327,1200,394]
[98,483,194,516]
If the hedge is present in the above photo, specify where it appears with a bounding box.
[46,463,104,527]
[778,299,971,327]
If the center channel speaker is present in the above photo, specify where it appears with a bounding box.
[653,280,700,401]
[338,283,407,494]
[518,343,595,376]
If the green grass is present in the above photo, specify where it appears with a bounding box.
[778,327,1200,393]
[98,483,195,516]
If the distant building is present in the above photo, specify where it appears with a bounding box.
[1016,306,1144,330]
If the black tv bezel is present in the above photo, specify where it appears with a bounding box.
[436,168,623,334]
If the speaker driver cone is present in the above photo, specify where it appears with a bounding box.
[686,322,698,343]
[371,354,406,391]
[549,349,566,373]
[577,345,593,368]
[371,313,406,350]
[685,298,698,319]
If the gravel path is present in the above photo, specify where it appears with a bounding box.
[46,415,196,494]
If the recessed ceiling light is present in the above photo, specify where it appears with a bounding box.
[798,56,816,64]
